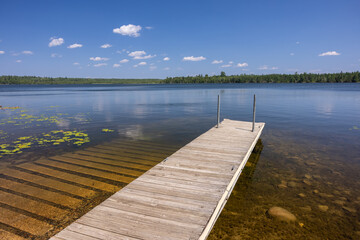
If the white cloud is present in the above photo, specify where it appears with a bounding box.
[183,56,206,61]
[137,55,155,59]
[296,41,300,44]
[101,44,112,48]
[113,24,142,37]
[13,51,33,56]
[94,63,107,67]
[16,60,22,63]
[221,64,232,68]
[290,53,294,56]
[73,62,80,65]
[119,59,129,63]
[319,51,340,56]
[67,43,83,49]
[90,57,109,61]
[128,50,155,59]
[113,63,121,68]
[229,61,234,64]
[49,37,64,47]
[149,66,157,70]
[237,62,248,67]
[212,60,223,64]
[164,67,170,70]
[22,50,33,55]
[51,53,62,58]
[163,57,170,61]
[258,65,278,70]
[145,26,153,30]
[0,51,5,54]
[133,61,147,68]
[128,51,145,57]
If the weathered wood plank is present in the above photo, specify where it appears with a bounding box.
[64,223,140,240]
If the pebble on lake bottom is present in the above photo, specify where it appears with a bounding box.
[318,205,329,212]
[266,207,297,222]
[298,193,306,198]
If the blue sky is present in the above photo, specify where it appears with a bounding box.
[0,0,359,78]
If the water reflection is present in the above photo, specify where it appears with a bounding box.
[118,125,144,140]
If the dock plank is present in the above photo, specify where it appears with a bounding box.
[51,119,265,240]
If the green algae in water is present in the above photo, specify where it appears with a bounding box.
[102,128,115,132]
[0,130,90,158]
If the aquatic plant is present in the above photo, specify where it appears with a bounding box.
[0,130,90,158]
[0,106,21,110]
[102,128,115,132]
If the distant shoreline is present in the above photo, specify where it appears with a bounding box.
[1,71,359,84]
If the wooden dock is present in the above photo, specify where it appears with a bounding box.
[51,119,265,240]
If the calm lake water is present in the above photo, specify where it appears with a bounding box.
[0,84,359,239]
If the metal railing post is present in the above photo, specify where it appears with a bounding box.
[217,94,220,128]
[252,94,256,132]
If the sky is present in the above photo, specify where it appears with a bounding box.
[0,0,359,79]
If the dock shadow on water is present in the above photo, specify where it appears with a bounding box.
[0,139,180,240]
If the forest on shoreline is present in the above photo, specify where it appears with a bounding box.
[0,71,359,85]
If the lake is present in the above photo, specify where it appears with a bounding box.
[0,83,359,239]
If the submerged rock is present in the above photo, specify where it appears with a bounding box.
[318,205,329,212]
[319,193,334,198]
[266,207,296,222]
[304,174,312,179]
[298,193,306,198]
[303,179,312,185]
[278,180,288,189]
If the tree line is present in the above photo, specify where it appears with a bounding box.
[0,76,161,84]
[163,71,360,84]
[0,71,359,85]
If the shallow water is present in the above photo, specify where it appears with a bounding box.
[0,83,359,239]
